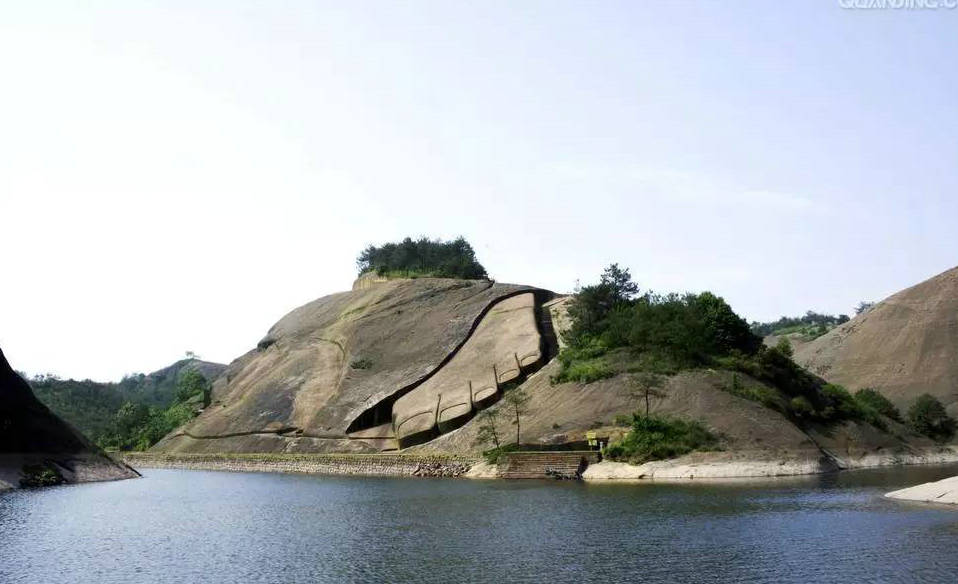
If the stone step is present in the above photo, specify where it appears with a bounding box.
[498,451,600,479]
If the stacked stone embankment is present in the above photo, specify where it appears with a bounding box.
[123,453,478,478]
[498,451,600,479]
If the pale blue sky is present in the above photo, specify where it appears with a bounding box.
[2,1,956,380]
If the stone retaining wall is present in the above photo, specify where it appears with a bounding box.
[121,453,478,478]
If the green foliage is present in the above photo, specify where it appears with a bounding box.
[604,414,719,464]
[350,358,372,370]
[502,386,532,445]
[789,396,815,418]
[19,463,64,488]
[820,384,865,421]
[557,264,892,433]
[775,337,793,358]
[475,407,504,450]
[175,368,210,406]
[855,388,901,422]
[482,442,519,464]
[356,236,488,280]
[907,394,956,442]
[29,376,127,443]
[552,356,614,384]
[750,311,850,338]
[30,359,222,445]
[558,264,761,384]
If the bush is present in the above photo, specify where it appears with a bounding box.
[855,388,901,422]
[907,394,956,442]
[789,396,814,418]
[551,357,614,384]
[19,463,65,487]
[482,443,519,464]
[604,414,719,464]
[820,384,864,421]
[350,358,372,370]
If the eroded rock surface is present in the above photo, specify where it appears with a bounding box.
[155,279,551,453]
[392,293,543,447]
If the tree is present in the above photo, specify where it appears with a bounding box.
[627,372,667,417]
[775,337,794,359]
[475,407,503,450]
[185,351,197,360]
[566,263,640,344]
[855,301,875,315]
[907,394,956,441]
[855,388,901,422]
[502,388,531,446]
[175,368,210,406]
[355,236,488,280]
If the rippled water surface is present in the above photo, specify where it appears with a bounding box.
[3,465,958,583]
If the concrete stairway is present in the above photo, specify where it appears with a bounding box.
[498,451,600,479]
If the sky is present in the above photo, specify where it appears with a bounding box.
[1,1,956,381]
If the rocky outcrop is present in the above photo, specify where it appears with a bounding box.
[152,273,956,478]
[886,475,958,505]
[0,347,138,489]
[155,278,555,454]
[795,266,958,416]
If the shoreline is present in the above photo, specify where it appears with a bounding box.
[121,452,478,478]
[121,447,958,482]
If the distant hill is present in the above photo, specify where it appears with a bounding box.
[30,359,225,445]
[795,266,958,415]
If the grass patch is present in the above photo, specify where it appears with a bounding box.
[605,414,719,464]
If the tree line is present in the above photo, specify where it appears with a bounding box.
[356,236,488,280]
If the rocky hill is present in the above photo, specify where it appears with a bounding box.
[153,276,955,475]
[795,266,958,416]
[155,278,551,453]
[0,347,138,489]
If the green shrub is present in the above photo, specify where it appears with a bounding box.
[482,443,519,464]
[19,463,64,488]
[350,358,372,370]
[604,414,719,464]
[855,388,901,422]
[820,384,864,421]
[356,236,487,280]
[907,394,956,442]
[789,396,814,418]
[552,357,614,384]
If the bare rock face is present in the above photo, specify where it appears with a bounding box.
[392,293,542,447]
[0,347,138,489]
[795,266,958,415]
[155,278,555,453]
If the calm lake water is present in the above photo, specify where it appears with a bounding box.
[2,465,958,583]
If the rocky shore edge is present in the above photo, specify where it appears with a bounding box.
[119,446,958,483]
[886,475,958,505]
[121,452,478,479]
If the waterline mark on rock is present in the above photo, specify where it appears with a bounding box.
[839,0,957,9]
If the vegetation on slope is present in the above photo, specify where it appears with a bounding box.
[907,394,956,442]
[554,264,897,429]
[30,359,221,450]
[605,414,719,464]
[99,368,211,451]
[750,311,850,340]
[356,236,488,280]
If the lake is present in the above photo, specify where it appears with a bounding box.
[2,465,958,583]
